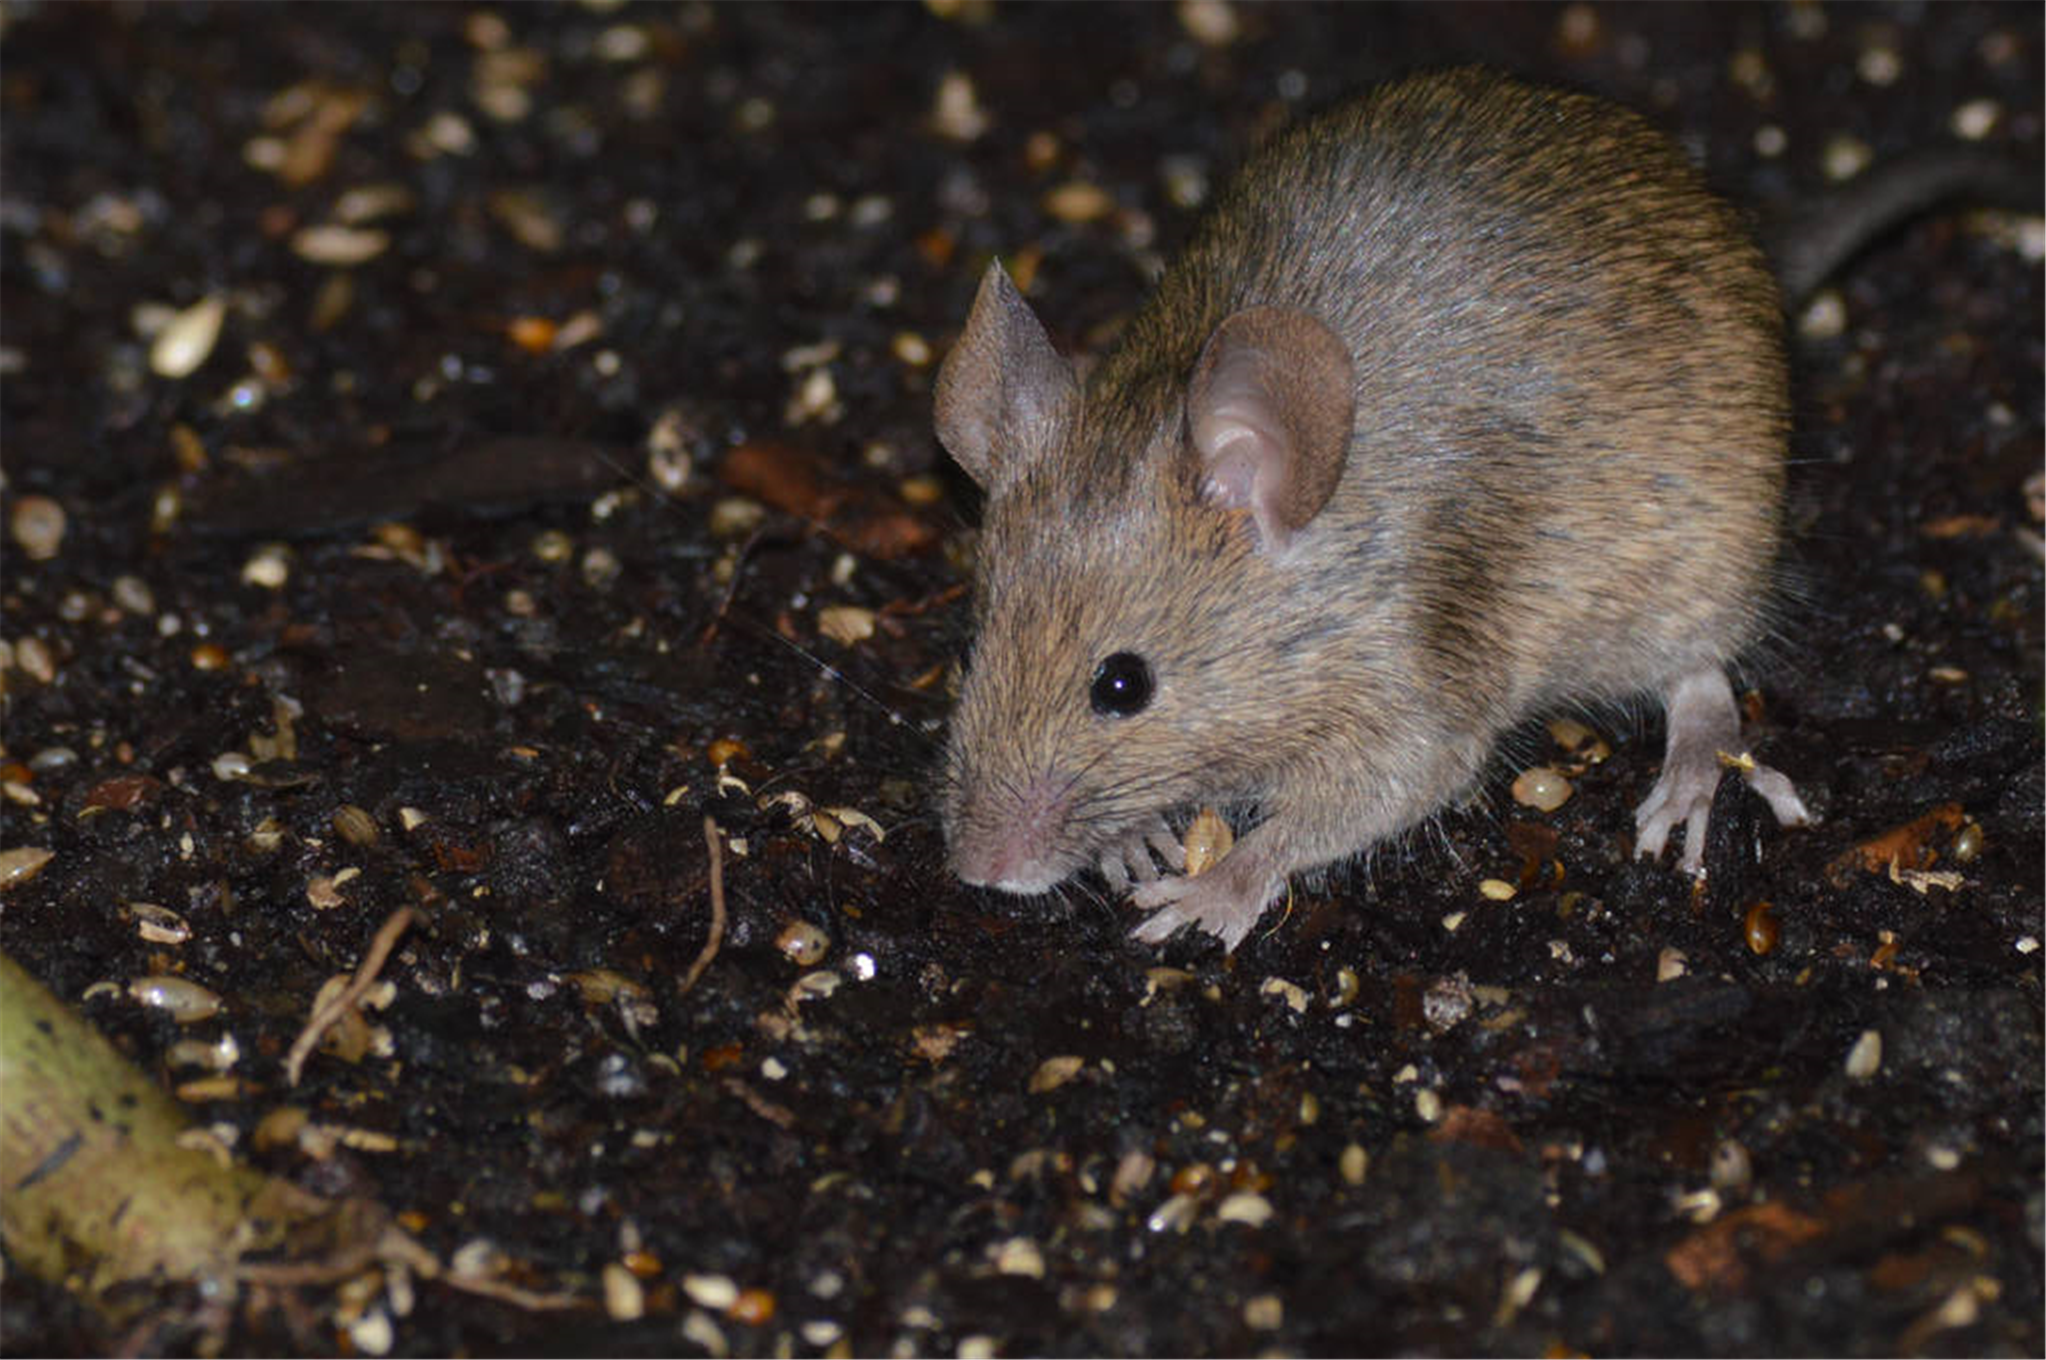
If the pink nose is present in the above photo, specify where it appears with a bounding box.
[949,775,1073,893]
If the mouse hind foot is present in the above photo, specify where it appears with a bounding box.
[1634,667,1811,874]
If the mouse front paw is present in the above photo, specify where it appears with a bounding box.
[1128,857,1283,952]
[1097,814,1187,892]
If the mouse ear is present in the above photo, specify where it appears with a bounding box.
[934,262,1079,495]
[1187,306,1355,556]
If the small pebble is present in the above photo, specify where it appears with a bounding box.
[10,495,66,561]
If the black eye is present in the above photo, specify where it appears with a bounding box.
[1090,652,1154,717]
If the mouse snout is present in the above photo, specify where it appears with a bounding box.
[948,772,1079,894]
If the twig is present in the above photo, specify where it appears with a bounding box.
[285,907,417,1086]
[678,816,726,996]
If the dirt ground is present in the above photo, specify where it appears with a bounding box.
[1,2,2040,1355]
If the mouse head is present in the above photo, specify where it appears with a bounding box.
[933,262,1356,894]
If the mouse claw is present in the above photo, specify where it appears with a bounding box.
[1128,858,1282,953]
[1098,814,1185,889]
[1636,669,1809,875]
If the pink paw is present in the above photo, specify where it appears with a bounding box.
[1129,864,1281,951]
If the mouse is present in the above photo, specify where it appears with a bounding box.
[931,66,2031,951]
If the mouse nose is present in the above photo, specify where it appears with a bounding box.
[947,775,1074,893]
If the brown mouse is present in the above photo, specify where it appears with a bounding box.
[931,67,1998,951]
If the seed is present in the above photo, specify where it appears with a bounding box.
[1511,765,1572,811]
[150,295,226,378]
[130,974,222,1022]
[1844,1028,1882,1080]
[9,495,66,561]
[1744,901,1780,955]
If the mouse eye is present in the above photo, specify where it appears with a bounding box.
[1089,652,1154,718]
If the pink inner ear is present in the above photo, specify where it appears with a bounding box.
[1199,444,1259,511]
[1186,306,1356,555]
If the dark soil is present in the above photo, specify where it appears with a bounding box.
[2,3,2040,1356]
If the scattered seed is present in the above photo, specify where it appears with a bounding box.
[241,544,291,589]
[929,71,988,142]
[891,331,932,367]
[1146,1192,1200,1234]
[682,1274,739,1311]
[817,605,876,646]
[130,974,222,1022]
[728,1287,775,1325]
[1479,878,1516,901]
[14,636,54,683]
[1178,0,1240,47]
[1710,1138,1753,1192]
[132,902,192,945]
[1656,947,1687,982]
[993,1237,1045,1278]
[775,919,830,967]
[111,574,156,614]
[1951,822,1984,863]
[1822,135,1872,182]
[332,803,379,846]
[602,1263,645,1321]
[211,751,253,780]
[1414,1087,1443,1122]
[150,295,227,378]
[1216,1191,1274,1227]
[10,495,66,561]
[0,846,54,890]
[1844,1028,1883,1080]
[1511,765,1572,811]
[1744,901,1780,955]
[1339,1142,1369,1185]
[709,496,766,538]
[292,224,390,265]
[1800,290,1846,340]
[1950,98,2001,141]
[1182,807,1234,876]
[1029,1054,1085,1094]
[1260,976,1308,1013]
[1856,45,1901,86]
[1043,180,1115,224]
[1243,1293,1283,1331]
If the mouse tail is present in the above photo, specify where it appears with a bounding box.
[1764,146,2041,305]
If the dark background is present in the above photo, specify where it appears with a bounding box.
[2,2,2040,1355]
